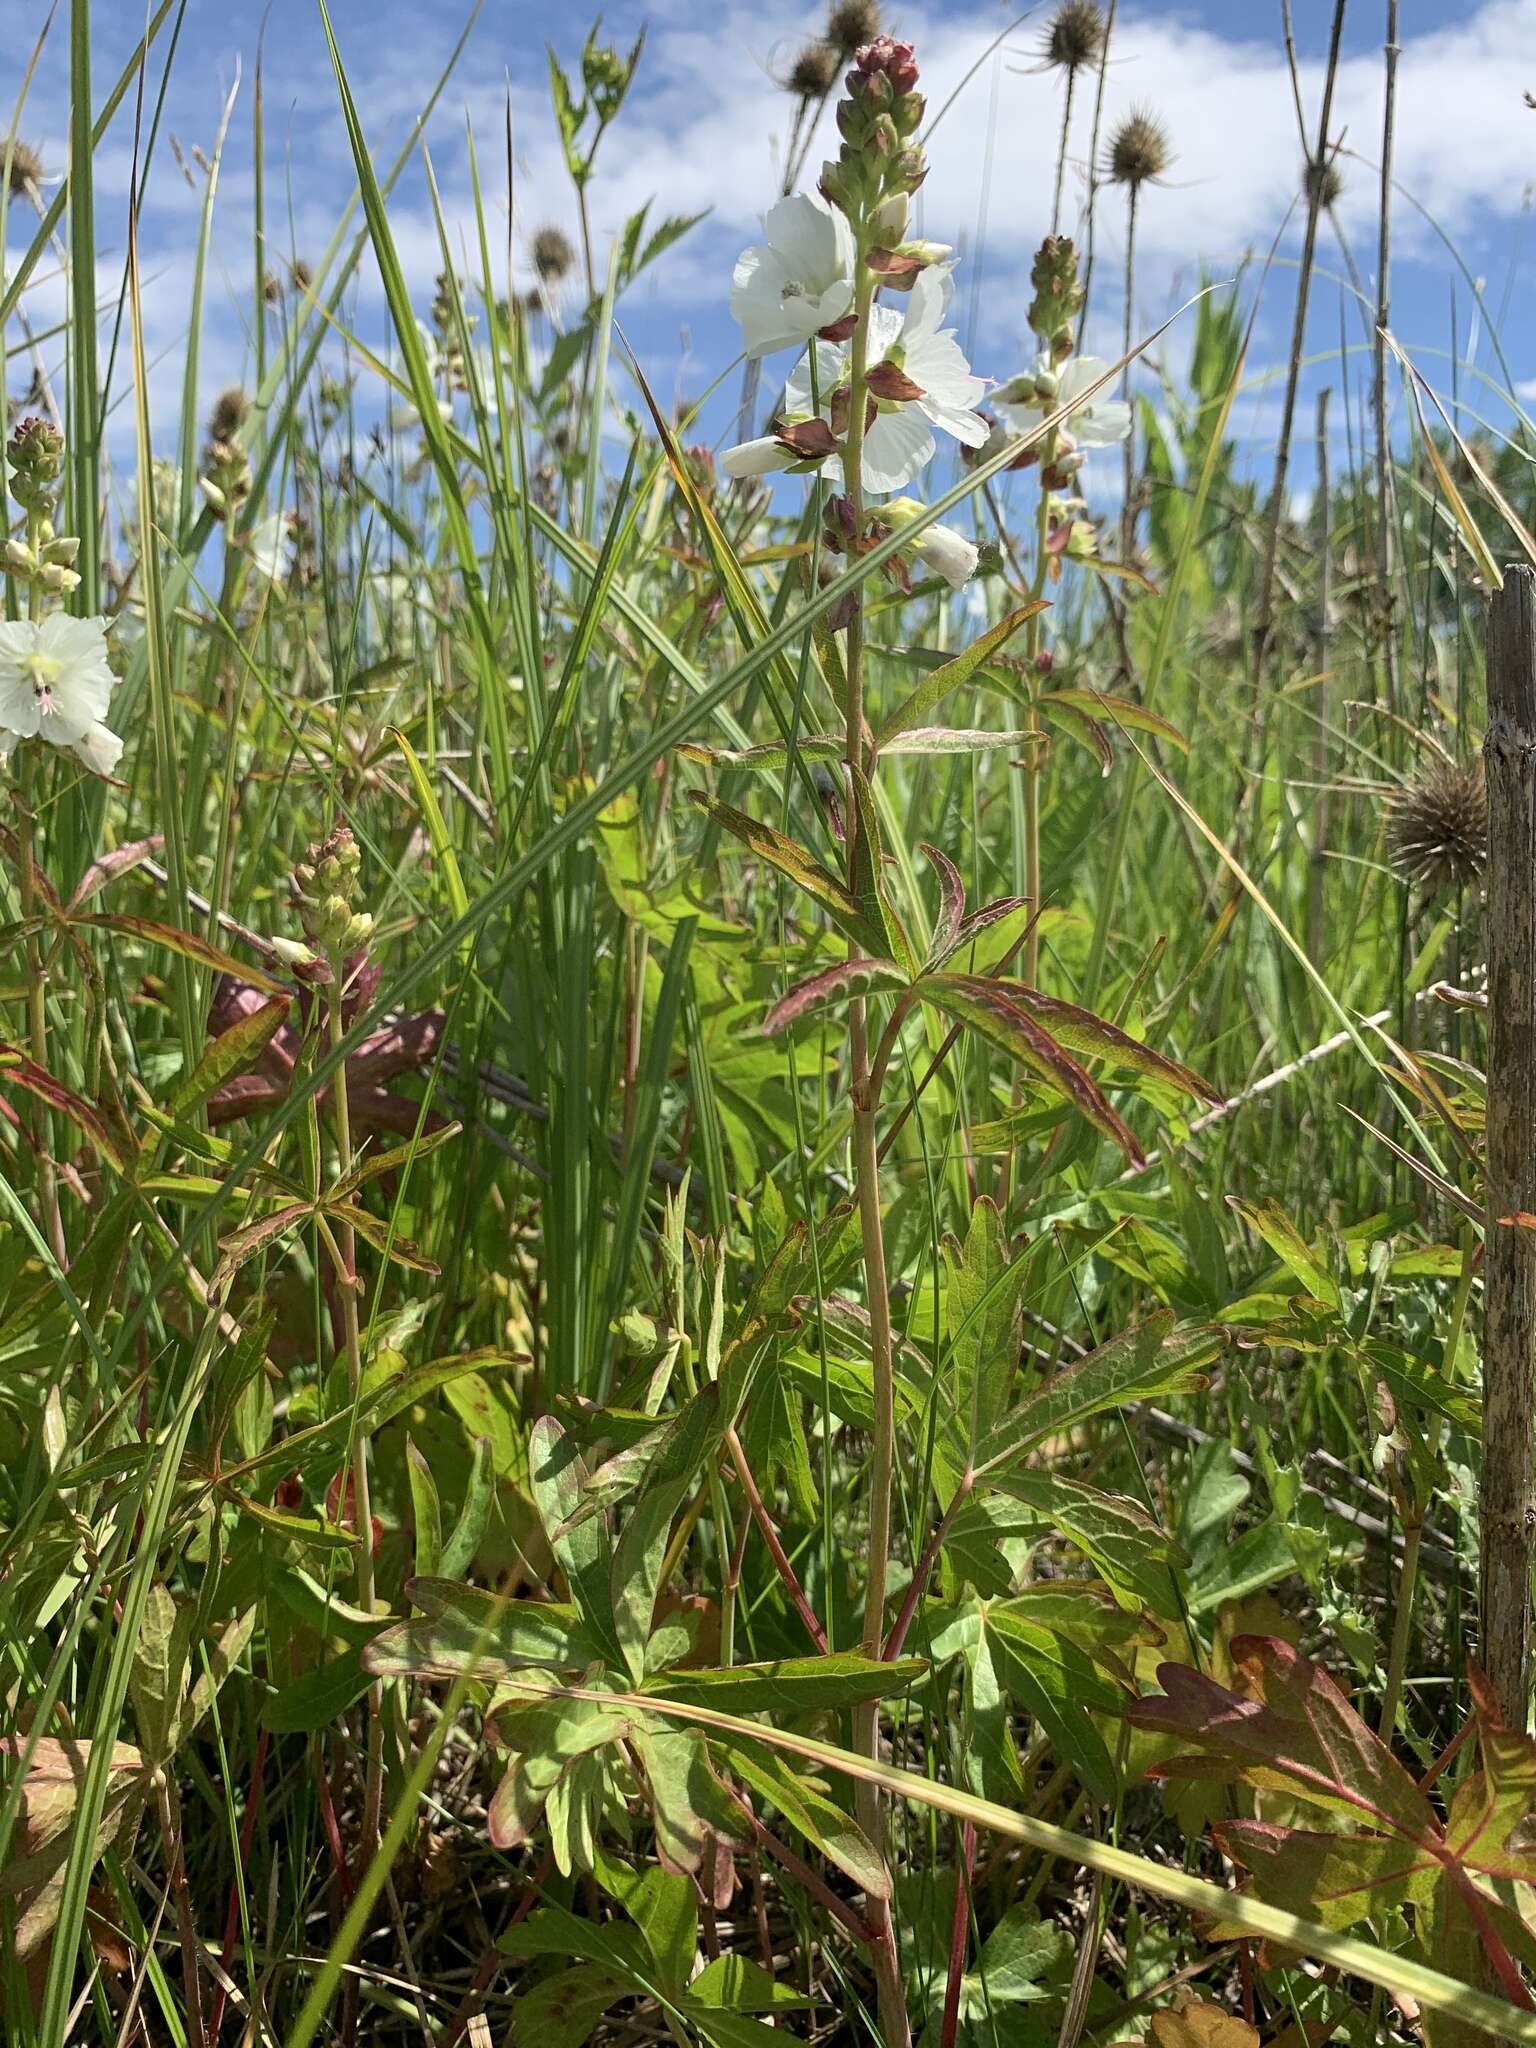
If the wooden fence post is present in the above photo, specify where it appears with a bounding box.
[1482,563,1536,1730]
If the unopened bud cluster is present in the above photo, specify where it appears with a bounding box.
[7,416,64,514]
[199,432,251,523]
[6,418,82,593]
[1027,236,1084,364]
[293,825,375,960]
[820,37,926,240]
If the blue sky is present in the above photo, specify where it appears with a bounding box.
[3,0,1533,501]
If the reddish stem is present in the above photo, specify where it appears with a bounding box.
[938,1821,976,2048]
[726,1426,828,1652]
[884,1479,972,1661]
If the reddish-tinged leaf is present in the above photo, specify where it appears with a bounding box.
[1127,1636,1536,2006]
[876,603,1048,747]
[1047,689,1190,755]
[926,895,1033,975]
[347,1008,446,1084]
[762,958,909,1036]
[331,1200,441,1274]
[919,843,966,970]
[914,973,1144,1162]
[66,835,166,912]
[329,1119,462,1199]
[0,1045,131,1175]
[171,995,292,1116]
[847,763,919,975]
[1040,694,1114,773]
[987,978,1220,1106]
[688,791,885,955]
[212,1202,313,1289]
[78,914,284,993]
[1129,1635,1432,1831]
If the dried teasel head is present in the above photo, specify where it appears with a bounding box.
[1305,154,1346,210]
[207,386,250,446]
[826,0,881,58]
[787,40,841,99]
[1388,758,1488,898]
[1105,108,1174,189]
[1040,0,1106,75]
[531,224,576,284]
[3,141,46,199]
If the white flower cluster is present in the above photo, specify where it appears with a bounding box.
[0,613,123,775]
[722,193,1131,593]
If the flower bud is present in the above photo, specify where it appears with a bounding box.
[870,192,908,242]
[7,416,65,515]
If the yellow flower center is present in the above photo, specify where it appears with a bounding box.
[19,649,62,693]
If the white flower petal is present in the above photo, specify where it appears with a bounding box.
[912,521,979,590]
[70,721,124,775]
[720,436,798,479]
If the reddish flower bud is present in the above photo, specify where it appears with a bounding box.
[854,36,919,94]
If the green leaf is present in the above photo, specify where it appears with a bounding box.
[971,1312,1222,1482]
[981,1468,1187,1614]
[440,1433,495,1577]
[593,1848,697,1991]
[943,1197,1028,1461]
[170,994,291,1116]
[688,1955,811,2013]
[706,1738,888,1897]
[875,603,1048,746]
[649,1652,926,1715]
[362,1582,595,1680]
[263,1648,372,1733]
[1226,1197,1342,1312]
[510,1964,634,2048]
[406,1435,441,1579]
[912,976,1144,1163]
[688,791,886,956]
[529,1415,625,1668]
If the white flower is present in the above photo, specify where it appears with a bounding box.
[883,498,980,589]
[70,722,124,775]
[785,265,989,494]
[996,354,1131,447]
[720,436,799,480]
[730,192,855,361]
[0,614,118,764]
[245,510,293,583]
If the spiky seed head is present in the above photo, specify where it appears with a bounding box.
[290,258,313,293]
[1388,759,1488,898]
[1105,108,1174,188]
[4,141,46,198]
[263,270,284,303]
[788,40,841,98]
[1041,0,1106,74]
[826,0,880,57]
[208,386,250,445]
[531,224,576,283]
[1305,155,1345,209]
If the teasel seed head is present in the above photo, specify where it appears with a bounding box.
[4,141,46,199]
[1388,758,1488,898]
[1305,154,1346,209]
[826,0,881,58]
[207,386,250,446]
[1041,0,1106,75]
[788,40,841,99]
[1105,107,1174,189]
[531,224,576,283]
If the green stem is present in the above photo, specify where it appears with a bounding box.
[18,513,66,1267]
[837,251,911,2048]
[327,979,384,1876]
